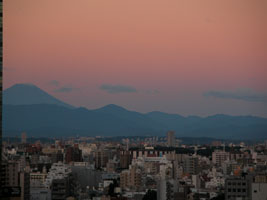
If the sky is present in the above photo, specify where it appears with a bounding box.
[3,0,267,117]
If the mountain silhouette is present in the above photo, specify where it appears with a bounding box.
[3,83,74,109]
[3,84,267,139]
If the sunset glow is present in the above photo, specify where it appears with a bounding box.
[4,0,267,116]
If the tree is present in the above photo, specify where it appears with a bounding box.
[108,183,115,196]
[142,190,157,200]
[211,193,224,200]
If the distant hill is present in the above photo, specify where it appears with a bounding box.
[3,84,267,139]
[3,104,163,137]
[3,83,74,109]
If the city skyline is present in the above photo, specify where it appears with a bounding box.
[1,1,267,199]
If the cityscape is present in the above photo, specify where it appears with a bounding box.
[1,131,267,200]
[1,0,267,200]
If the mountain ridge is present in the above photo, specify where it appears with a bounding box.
[3,84,267,139]
[3,83,74,109]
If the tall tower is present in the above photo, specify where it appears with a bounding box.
[21,132,27,144]
[166,131,175,147]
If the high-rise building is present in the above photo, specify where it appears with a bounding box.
[1,161,19,186]
[166,131,175,147]
[119,150,132,169]
[65,146,82,164]
[183,156,199,175]
[95,150,108,169]
[19,172,30,200]
[120,170,129,189]
[120,165,142,190]
[212,150,229,165]
[21,132,27,144]
[157,179,179,200]
[0,161,30,200]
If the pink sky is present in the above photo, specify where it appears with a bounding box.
[3,0,267,117]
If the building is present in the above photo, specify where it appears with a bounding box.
[70,165,103,189]
[1,161,19,186]
[65,146,82,164]
[30,187,51,200]
[45,163,77,199]
[225,175,251,200]
[252,174,267,200]
[120,170,129,189]
[192,174,201,189]
[95,150,109,169]
[44,162,72,188]
[120,166,142,190]
[166,131,175,147]
[51,151,64,163]
[51,178,70,200]
[183,156,199,175]
[30,172,47,187]
[252,182,267,200]
[157,179,179,200]
[21,132,27,144]
[144,162,160,175]
[20,172,30,200]
[106,159,118,173]
[212,150,229,166]
[222,160,239,175]
[30,168,50,200]
[31,154,40,165]
[119,150,132,169]
[0,161,30,200]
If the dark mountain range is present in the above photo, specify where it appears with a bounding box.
[3,84,267,139]
[3,83,74,109]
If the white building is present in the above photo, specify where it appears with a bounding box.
[44,162,71,188]
[252,182,267,200]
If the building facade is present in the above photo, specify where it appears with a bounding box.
[225,176,251,200]
[212,150,229,166]
[166,131,175,147]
